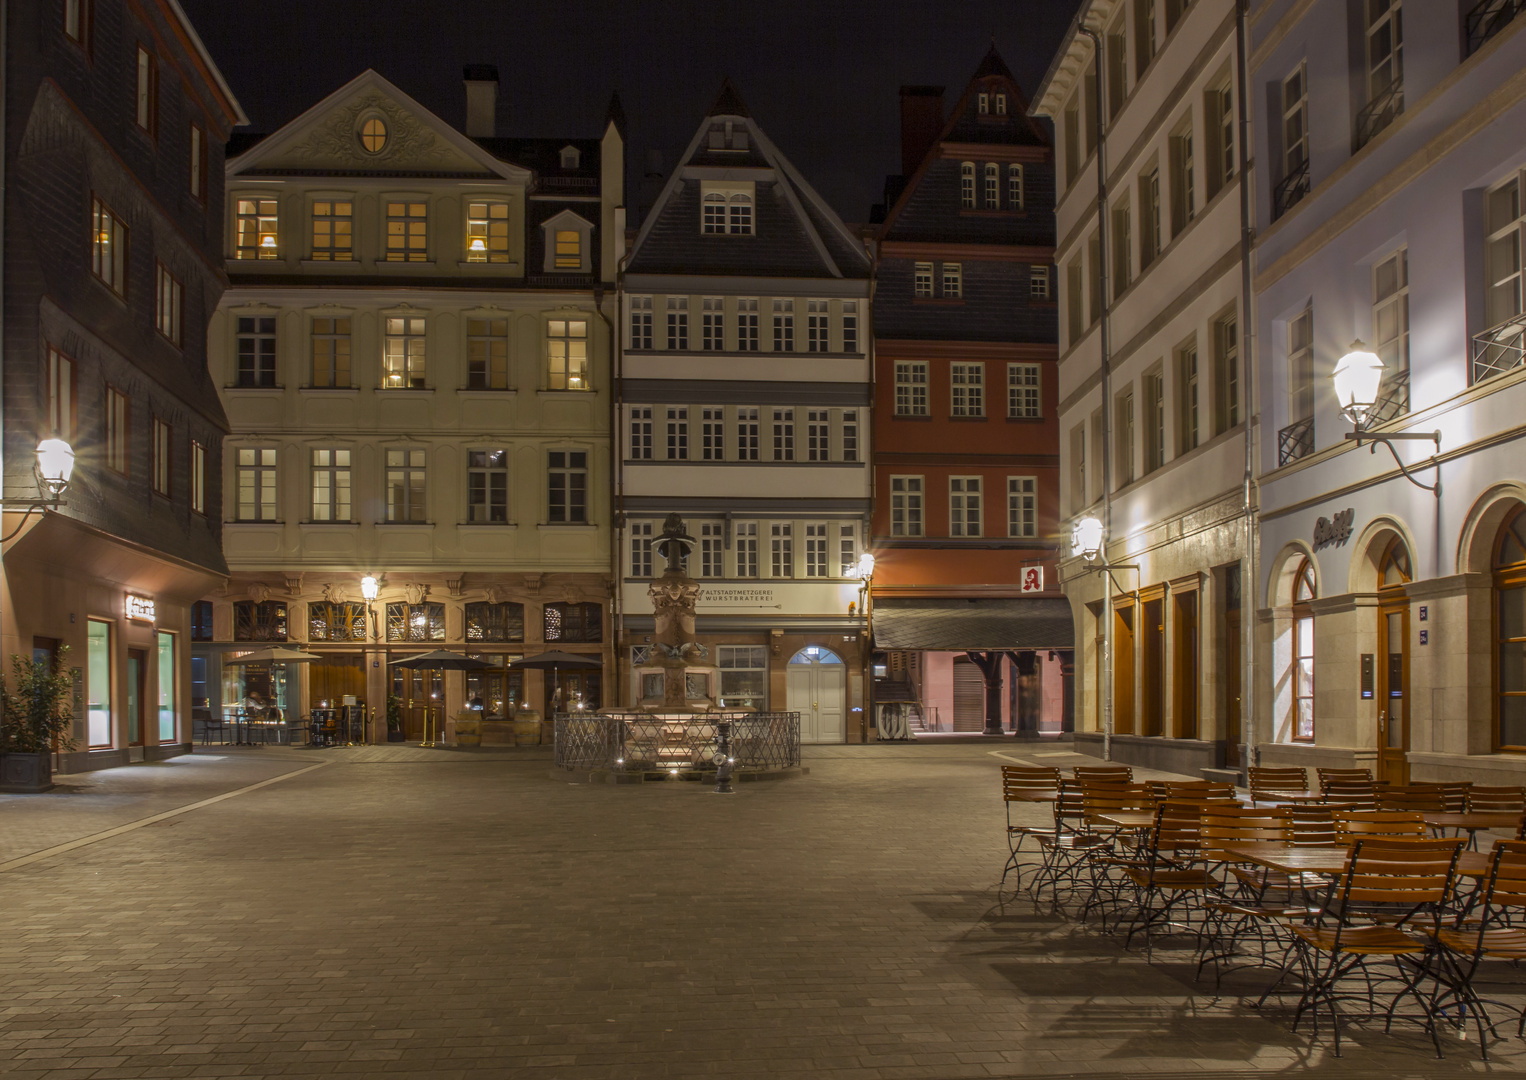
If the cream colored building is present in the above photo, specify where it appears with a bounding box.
[196,69,623,739]
[1033,0,1253,775]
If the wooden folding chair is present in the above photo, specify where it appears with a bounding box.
[1031,781,1113,901]
[1074,764,1133,784]
[1318,767,1374,789]
[1322,779,1379,812]
[1334,810,1426,843]
[1197,806,1316,986]
[1001,765,1062,888]
[1287,804,1338,846]
[1120,800,1221,960]
[1249,766,1310,805]
[1468,786,1526,813]
[1378,787,1447,812]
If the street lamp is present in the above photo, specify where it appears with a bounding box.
[1332,340,1441,493]
[1069,515,1138,763]
[2,438,75,541]
[850,551,876,741]
[1071,515,1105,563]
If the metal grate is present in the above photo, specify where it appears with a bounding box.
[1277,416,1314,466]
[554,711,801,773]
[1272,159,1309,220]
[1473,313,1526,383]
[1355,81,1403,150]
[1467,0,1526,55]
[1369,368,1410,426]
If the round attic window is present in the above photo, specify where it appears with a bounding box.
[359,116,387,154]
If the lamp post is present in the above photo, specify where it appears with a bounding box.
[1071,515,1138,762]
[2,439,75,541]
[850,552,875,741]
[1332,340,1441,494]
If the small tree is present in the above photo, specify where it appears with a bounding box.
[386,694,403,732]
[0,646,79,754]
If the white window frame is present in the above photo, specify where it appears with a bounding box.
[950,477,982,538]
[1008,363,1040,419]
[894,362,928,416]
[951,363,984,417]
[890,475,923,537]
[1007,476,1036,538]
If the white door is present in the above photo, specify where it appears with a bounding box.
[786,647,847,744]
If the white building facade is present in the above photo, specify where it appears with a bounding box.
[1250,2,1526,783]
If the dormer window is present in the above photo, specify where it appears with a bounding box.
[706,121,750,151]
[539,208,593,273]
[560,145,581,170]
[978,92,989,115]
[700,181,754,235]
[996,93,1008,116]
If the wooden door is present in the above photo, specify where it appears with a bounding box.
[1113,603,1135,735]
[391,666,442,740]
[1377,600,1410,784]
[1172,592,1199,739]
[1225,608,1242,767]
[310,655,365,709]
[1140,596,1165,736]
[127,649,146,746]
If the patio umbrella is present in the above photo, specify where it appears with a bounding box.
[509,651,600,713]
[390,650,493,670]
[226,646,324,663]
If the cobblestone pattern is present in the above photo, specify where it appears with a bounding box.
[0,743,1519,1078]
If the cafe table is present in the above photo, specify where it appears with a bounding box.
[1092,811,1158,831]
[1222,844,1351,876]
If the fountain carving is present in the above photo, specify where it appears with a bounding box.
[638,513,717,709]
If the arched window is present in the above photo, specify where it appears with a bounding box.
[1380,538,1411,588]
[960,162,975,208]
[985,163,1000,208]
[1292,557,1316,742]
[702,191,727,234]
[728,192,752,234]
[788,645,842,665]
[1495,506,1526,749]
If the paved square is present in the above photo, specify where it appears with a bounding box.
[0,743,1517,1078]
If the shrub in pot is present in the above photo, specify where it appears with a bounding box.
[385,694,406,742]
[0,646,78,792]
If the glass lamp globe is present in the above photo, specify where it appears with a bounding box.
[1332,341,1385,426]
[35,438,75,497]
[360,575,379,602]
[1071,515,1105,562]
[856,552,876,580]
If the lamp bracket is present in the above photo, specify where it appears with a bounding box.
[0,499,63,543]
[1344,429,1441,495]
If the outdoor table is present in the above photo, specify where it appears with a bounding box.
[1222,843,1351,876]
[1092,811,1157,830]
[1457,849,1493,880]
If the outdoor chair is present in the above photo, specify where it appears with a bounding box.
[1001,765,1062,888]
[1149,780,1237,801]
[1249,766,1310,805]
[1074,764,1133,784]
[1468,786,1526,813]
[1334,810,1427,843]
[1119,800,1222,960]
[1418,782,1472,813]
[1075,784,1157,925]
[1425,839,1526,1060]
[1378,787,1447,812]
[1287,805,1339,846]
[1290,837,1466,1058]
[1318,768,1374,789]
[1322,779,1379,811]
[1031,782,1112,902]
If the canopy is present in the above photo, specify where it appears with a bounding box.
[390,650,492,671]
[508,650,602,670]
[871,597,1075,652]
[225,646,323,663]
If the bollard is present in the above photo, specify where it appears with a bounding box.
[713,719,735,795]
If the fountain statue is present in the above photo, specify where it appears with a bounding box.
[636,513,718,709]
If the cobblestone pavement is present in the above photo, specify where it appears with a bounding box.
[0,742,1519,1079]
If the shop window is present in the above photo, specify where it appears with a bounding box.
[1292,558,1316,742]
[234,600,288,642]
[1495,506,1526,749]
[544,601,602,643]
[191,600,214,641]
[465,654,524,715]
[465,601,525,643]
[156,631,175,743]
[87,618,111,747]
[308,602,367,642]
[718,645,767,708]
[387,602,445,643]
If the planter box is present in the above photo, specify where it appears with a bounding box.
[455,713,482,747]
[0,752,54,793]
[386,730,407,743]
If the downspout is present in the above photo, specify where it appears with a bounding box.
[608,233,632,706]
[863,251,877,742]
[1234,0,1259,772]
[1078,24,1114,762]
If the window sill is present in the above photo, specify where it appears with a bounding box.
[458,521,519,529]
[372,259,436,269]
[299,386,360,394]
[456,388,518,396]
[537,522,596,530]
[227,520,283,526]
[228,257,285,267]
[455,260,521,271]
[959,209,1027,219]
[377,387,434,395]
[299,521,360,528]
[374,521,434,528]
[912,298,965,306]
[892,413,933,421]
[225,384,284,392]
[536,389,595,396]
[298,259,360,269]
[948,415,988,422]
[1005,415,1045,423]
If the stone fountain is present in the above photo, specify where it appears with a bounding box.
[633,513,718,710]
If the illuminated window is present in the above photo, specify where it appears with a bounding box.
[387,602,444,643]
[87,619,111,748]
[311,201,353,261]
[311,449,351,522]
[942,262,962,298]
[91,196,127,294]
[978,93,990,115]
[309,603,368,642]
[105,386,128,475]
[546,319,588,390]
[385,202,428,262]
[152,418,171,496]
[466,201,510,263]
[467,318,508,389]
[465,602,524,642]
[995,93,1008,116]
[235,198,278,260]
[235,448,277,522]
[47,347,75,439]
[310,317,350,388]
[914,262,933,297]
[360,117,387,153]
[191,442,206,515]
[544,602,601,642]
[155,263,181,345]
[1292,557,1317,741]
[135,46,156,134]
[382,316,426,388]
[385,449,427,523]
[554,229,581,269]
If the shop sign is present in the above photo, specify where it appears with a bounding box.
[125,593,156,622]
[696,587,781,609]
[1019,566,1044,593]
[1312,508,1355,552]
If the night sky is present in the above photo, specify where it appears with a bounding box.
[179,0,1077,225]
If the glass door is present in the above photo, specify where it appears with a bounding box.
[390,665,442,740]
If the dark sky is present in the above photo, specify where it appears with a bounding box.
[180,0,1077,224]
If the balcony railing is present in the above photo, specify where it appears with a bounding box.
[1273,159,1310,220]
[1278,416,1314,466]
[1467,0,1526,55]
[1355,80,1403,150]
[1369,368,1411,426]
[1472,312,1526,383]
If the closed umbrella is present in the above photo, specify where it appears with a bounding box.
[389,650,493,670]
[509,651,600,713]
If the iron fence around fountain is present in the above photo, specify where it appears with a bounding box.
[553,711,801,773]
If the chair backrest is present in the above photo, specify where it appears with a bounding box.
[1338,837,1464,913]
[1150,799,1212,856]
[1430,782,1472,812]
[1053,779,1091,829]
[1318,767,1373,790]
[1478,840,1526,922]
[1081,784,1156,828]
[1377,787,1446,812]
[1151,780,1236,801]
[1322,779,1378,811]
[1468,786,1526,813]
[1248,766,1309,797]
[1074,765,1133,783]
[1287,804,1338,846]
[1002,765,1061,800]
[1199,805,1292,860]
[1334,810,1426,842]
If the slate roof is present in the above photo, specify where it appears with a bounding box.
[872,597,1075,651]
[628,81,870,280]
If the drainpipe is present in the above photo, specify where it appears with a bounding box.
[606,223,632,706]
[1234,0,1259,773]
[1078,24,1114,762]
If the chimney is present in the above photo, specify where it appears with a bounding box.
[463,64,499,138]
[899,85,945,177]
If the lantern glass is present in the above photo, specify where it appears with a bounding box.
[856,552,875,580]
[360,575,379,602]
[35,438,75,496]
[1332,341,1385,426]
[1072,515,1104,562]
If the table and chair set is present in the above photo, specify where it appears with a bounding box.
[195,704,366,747]
[1001,763,1526,1059]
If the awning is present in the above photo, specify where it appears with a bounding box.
[872,597,1075,652]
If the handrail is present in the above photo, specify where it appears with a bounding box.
[1472,312,1526,383]
[1277,416,1314,466]
[1466,0,1526,55]
[1272,158,1309,220]
[1369,368,1410,426]
[1355,79,1403,150]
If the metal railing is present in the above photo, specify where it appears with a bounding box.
[1467,0,1526,55]
[1369,368,1411,426]
[1355,80,1403,150]
[1273,159,1310,220]
[554,711,801,772]
[1472,313,1526,383]
[1277,416,1314,466]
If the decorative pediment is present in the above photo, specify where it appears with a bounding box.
[228,70,530,184]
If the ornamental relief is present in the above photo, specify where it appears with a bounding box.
[280,92,480,173]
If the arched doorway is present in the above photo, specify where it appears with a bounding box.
[1495,506,1526,750]
[786,646,846,744]
[1376,537,1412,783]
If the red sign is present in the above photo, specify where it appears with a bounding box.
[1020,566,1044,593]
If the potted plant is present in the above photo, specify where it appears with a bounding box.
[385,694,406,742]
[0,646,78,792]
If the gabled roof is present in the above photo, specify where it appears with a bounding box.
[973,42,1016,82]
[628,81,869,280]
[226,69,531,184]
